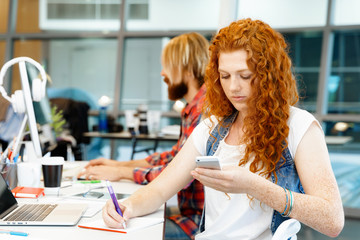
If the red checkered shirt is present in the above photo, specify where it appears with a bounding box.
[133,85,206,239]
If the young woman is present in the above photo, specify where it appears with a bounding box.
[102,19,344,239]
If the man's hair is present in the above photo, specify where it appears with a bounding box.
[204,18,299,179]
[162,32,209,87]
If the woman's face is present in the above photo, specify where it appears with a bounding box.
[218,49,254,114]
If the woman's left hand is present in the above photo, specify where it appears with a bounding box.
[191,165,254,193]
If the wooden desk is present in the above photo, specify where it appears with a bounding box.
[1,162,165,240]
[84,131,179,159]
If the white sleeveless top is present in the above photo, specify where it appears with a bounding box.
[189,107,319,239]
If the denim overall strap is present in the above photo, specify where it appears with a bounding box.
[206,111,238,156]
[270,147,304,234]
[199,111,238,233]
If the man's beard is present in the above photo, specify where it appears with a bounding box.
[165,77,188,101]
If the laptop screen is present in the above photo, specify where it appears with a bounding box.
[0,174,17,217]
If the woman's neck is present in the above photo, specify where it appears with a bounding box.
[225,112,246,145]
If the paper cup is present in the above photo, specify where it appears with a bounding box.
[41,157,64,195]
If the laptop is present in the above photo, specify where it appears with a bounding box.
[0,174,87,226]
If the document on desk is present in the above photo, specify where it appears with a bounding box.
[78,210,164,234]
[37,197,103,218]
[0,236,43,240]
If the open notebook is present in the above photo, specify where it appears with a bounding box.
[78,210,164,234]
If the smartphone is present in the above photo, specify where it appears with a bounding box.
[195,156,222,170]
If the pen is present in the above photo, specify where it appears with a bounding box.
[0,229,29,236]
[106,180,126,229]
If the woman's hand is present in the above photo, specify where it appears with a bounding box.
[102,199,132,229]
[191,165,255,193]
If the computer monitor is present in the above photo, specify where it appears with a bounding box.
[18,60,43,158]
[1,57,50,159]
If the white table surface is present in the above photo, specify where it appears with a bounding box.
[1,162,164,240]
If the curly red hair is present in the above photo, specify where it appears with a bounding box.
[204,18,299,178]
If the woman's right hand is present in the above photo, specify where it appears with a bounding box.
[102,199,132,229]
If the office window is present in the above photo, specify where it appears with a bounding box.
[120,38,168,111]
[334,0,360,25]
[39,0,125,31]
[125,0,220,31]
[0,41,5,65]
[128,2,148,20]
[48,39,118,109]
[0,0,9,33]
[329,31,360,114]
[283,32,323,112]
[47,1,119,20]
[237,0,327,28]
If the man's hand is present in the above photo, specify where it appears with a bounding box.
[77,165,135,181]
[77,158,151,181]
[77,158,129,180]
[85,158,127,168]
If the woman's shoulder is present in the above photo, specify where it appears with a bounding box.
[193,115,220,137]
[289,106,316,124]
[202,115,220,126]
[287,106,321,158]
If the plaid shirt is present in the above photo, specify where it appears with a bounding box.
[133,85,206,239]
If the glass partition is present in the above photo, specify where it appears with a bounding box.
[120,37,168,111]
[283,31,323,112]
[47,39,118,110]
[329,31,360,114]
[13,38,117,110]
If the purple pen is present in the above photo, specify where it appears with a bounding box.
[106,180,127,228]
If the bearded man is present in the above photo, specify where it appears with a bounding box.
[79,32,209,240]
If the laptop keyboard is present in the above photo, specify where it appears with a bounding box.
[4,204,58,222]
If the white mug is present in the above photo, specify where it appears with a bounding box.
[17,162,41,187]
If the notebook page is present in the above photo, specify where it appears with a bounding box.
[78,217,164,233]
